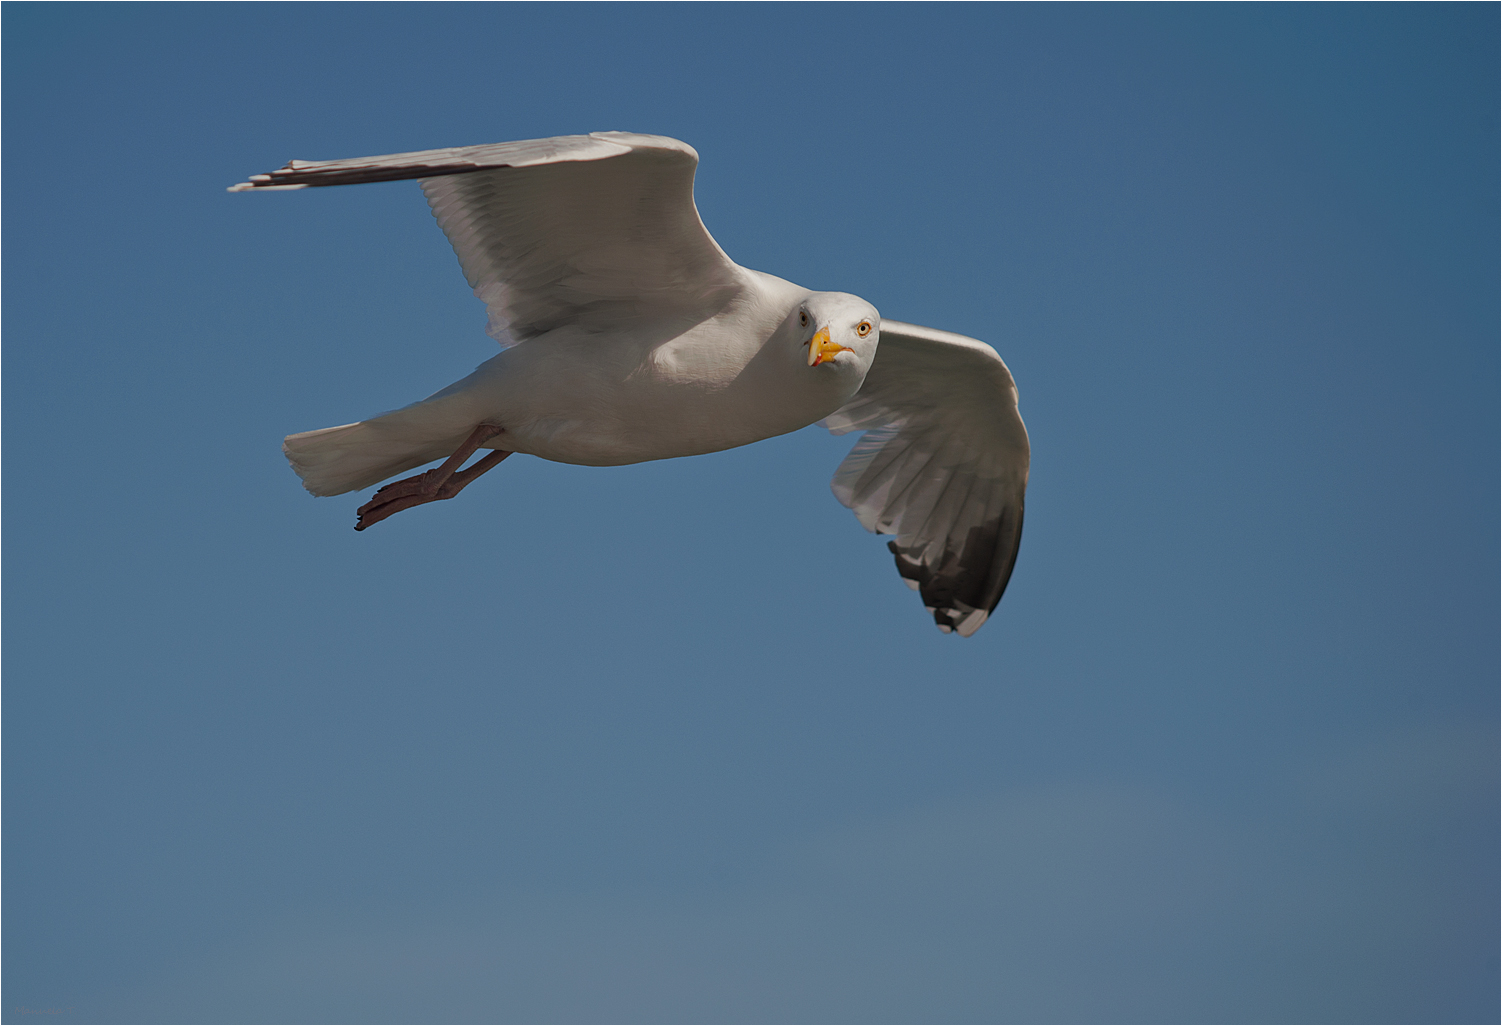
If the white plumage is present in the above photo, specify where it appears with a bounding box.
[235,132,1029,636]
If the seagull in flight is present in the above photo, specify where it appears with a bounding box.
[232,132,1029,636]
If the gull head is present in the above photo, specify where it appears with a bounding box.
[795,292,880,376]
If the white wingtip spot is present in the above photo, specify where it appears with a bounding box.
[904,579,921,591]
[937,623,952,634]
[956,610,988,637]
[226,182,309,192]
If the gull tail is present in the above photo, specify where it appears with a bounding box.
[283,397,484,497]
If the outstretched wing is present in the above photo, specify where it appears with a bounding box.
[824,321,1030,637]
[230,132,746,346]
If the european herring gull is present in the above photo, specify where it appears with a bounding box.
[231,132,1029,636]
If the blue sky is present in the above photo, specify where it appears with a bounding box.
[4,4,1496,1023]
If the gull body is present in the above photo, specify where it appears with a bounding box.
[388,279,876,470]
[235,133,1029,636]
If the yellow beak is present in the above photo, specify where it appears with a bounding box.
[807,326,853,367]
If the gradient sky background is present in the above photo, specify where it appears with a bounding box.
[4,5,1496,1024]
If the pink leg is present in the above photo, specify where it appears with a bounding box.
[355,424,512,531]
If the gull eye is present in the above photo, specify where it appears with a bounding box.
[799,311,809,327]
[856,320,873,337]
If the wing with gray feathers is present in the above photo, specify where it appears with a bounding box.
[824,321,1029,636]
[230,132,746,346]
